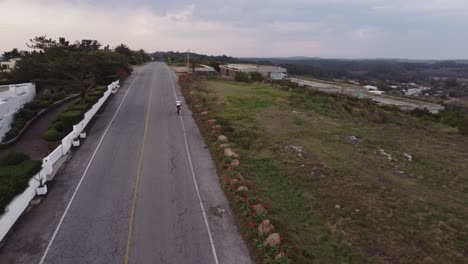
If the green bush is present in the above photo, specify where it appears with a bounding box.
[0,152,30,166]
[24,101,43,110]
[0,159,42,214]
[43,129,64,142]
[235,72,249,82]
[52,121,65,132]
[39,100,53,108]
[250,72,264,82]
[85,95,99,105]
[95,86,108,92]
[18,108,37,120]
[60,110,84,132]
[3,118,28,140]
[88,90,105,97]
[439,110,464,127]
[68,103,90,112]
[4,128,20,141]
[459,117,468,136]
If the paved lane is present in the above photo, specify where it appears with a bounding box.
[0,62,251,264]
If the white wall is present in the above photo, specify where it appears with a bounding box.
[0,83,36,142]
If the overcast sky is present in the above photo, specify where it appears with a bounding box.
[1,0,467,59]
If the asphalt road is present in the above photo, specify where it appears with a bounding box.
[0,62,252,264]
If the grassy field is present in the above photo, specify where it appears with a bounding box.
[195,80,468,263]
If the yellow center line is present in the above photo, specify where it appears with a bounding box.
[124,83,154,264]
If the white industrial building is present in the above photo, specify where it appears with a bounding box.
[220,64,287,80]
[363,85,378,91]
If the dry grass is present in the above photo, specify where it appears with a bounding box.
[196,80,468,264]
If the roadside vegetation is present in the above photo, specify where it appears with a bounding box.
[182,76,468,263]
[0,152,42,214]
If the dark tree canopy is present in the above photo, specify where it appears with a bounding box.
[9,36,148,104]
[2,48,21,60]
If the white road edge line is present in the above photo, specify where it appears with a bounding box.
[167,67,220,264]
[38,72,140,264]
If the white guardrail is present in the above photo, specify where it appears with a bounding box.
[0,80,120,242]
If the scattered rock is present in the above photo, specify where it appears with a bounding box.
[200,111,209,116]
[286,145,307,158]
[224,148,235,158]
[253,204,268,215]
[258,220,275,236]
[344,135,360,144]
[275,252,286,261]
[378,149,396,161]
[233,153,240,159]
[230,179,239,186]
[264,233,281,247]
[236,173,245,182]
[218,135,228,143]
[394,170,408,178]
[30,198,41,206]
[230,159,240,167]
[403,153,413,161]
[237,186,248,192]
[207,119,216,125]
[219,143,230,149]
[335,204,341,209]
[422,256,435,263]
[211,206,226,217]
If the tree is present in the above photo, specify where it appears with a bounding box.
[2,48,21,60]
[9,36,136,102]
[250,72,264,82]
[190,58,200,72]
[207,61,221,72]
[235,72,249,82]
[115,44,132,57]
[444,78,458,88]
[25,36,102,104]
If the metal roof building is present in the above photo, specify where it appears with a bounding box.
[220,64,287,80]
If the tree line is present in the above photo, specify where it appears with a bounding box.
[1,36,151,104]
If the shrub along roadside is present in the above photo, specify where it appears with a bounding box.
[43,87,106,142]
[0,152,42,214]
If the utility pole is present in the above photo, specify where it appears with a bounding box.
[187,49,190,73]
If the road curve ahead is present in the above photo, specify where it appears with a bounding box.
[1,62,252,264]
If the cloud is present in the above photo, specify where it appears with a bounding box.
[0,0,467,59]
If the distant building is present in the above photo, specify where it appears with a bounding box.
[220,64,287,80]
[363,85,378,91]
[0,58,20,72]
[194,64,217,77]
